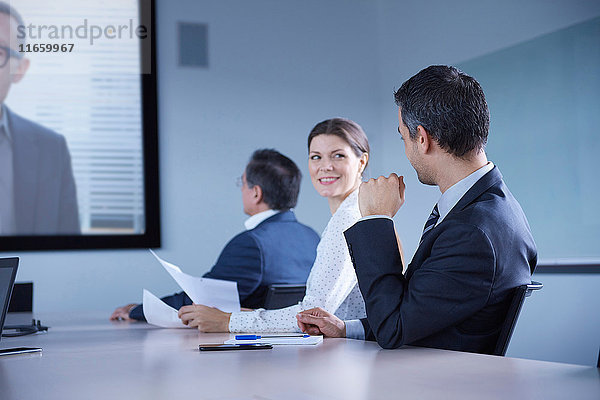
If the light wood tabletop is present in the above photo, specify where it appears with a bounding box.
[1,313,598,400]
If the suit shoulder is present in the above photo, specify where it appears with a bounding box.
[8,109,67,145]
[223,230,260,248]
[253,215,319,237]
[442,184,534,258]
[217,231,262,262]
[291,221,320,239]
[452,181,524,225]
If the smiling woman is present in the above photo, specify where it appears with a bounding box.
[308,118,369,214]
[177,118,378,334]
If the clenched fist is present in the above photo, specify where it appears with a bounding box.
[358,174,405,217]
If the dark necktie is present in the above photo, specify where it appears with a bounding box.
[419,204,439,244]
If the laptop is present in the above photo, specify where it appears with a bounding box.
[0,257,41,356]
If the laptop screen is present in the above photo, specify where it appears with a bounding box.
[0,258,19,343]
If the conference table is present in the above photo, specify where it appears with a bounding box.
[0,313,598,400]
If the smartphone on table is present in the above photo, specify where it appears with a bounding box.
[0,347,42,356]
[199,343,272,351]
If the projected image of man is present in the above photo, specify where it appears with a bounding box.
[0,2,79,235]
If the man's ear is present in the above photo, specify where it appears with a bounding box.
[415,125,432,154]
[253,185,263,204]
[11,58,30,84]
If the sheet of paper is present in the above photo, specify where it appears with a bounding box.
[224,335,323,346]
[142,289,187,328]
[149,249,240,312]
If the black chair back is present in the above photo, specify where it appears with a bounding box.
[493,281,543,356]
[8,282,33,313]
[264,284,306,310]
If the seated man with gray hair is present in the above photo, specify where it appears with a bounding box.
[112,149,320,321]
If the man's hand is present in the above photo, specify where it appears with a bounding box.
[178,304,231,332]
[358,174,405,217]
[109,303,138,321]
[296,307,346,338]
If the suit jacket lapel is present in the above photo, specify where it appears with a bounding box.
[8,107,40,232]
[406,167,503,279]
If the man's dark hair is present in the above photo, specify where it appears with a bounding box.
[245,149,302,210]
[394,65,489,158]
[0,1,26,46]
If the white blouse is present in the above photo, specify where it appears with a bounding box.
[228,189,367,333]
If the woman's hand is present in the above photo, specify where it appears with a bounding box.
[178,304,231,332]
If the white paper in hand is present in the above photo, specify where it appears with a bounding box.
[142,289,187,328]
[149,250,240,312]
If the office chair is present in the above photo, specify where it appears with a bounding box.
[493,281,543,356]
[7,282,33,313]
[264,284,306,310]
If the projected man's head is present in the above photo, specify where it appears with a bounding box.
[0,2,29,106]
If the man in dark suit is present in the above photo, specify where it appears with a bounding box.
[297,65,537,355]
[0,2,79,235]
[111,149,320,321]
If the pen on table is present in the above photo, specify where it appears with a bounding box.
[235,334,310,340]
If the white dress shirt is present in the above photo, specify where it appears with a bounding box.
[345,162,495,340]
[229,189,367,333]
[244,209,279,230]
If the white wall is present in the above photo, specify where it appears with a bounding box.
[3,0,599,366]
[372,0,600,260]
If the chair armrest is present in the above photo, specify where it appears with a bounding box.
[525,281,543,297]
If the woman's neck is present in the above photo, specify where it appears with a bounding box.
[328,197,341,215]
[327,184,359,215]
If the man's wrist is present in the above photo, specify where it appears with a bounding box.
[344,319,366,340]
[358,214,393,222]
[126,303,138,314]
[124,303,141,318]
